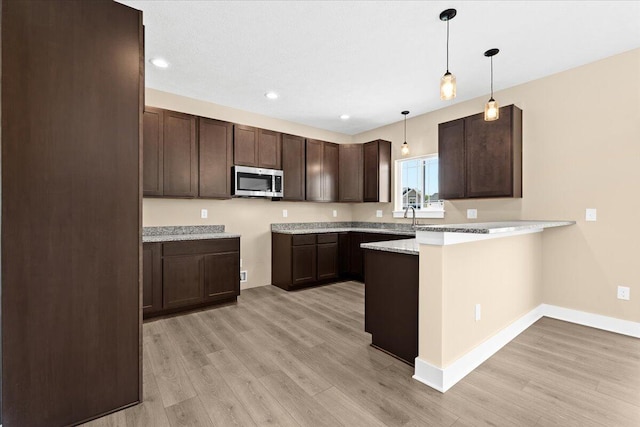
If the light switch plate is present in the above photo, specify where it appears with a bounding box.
[282,209,288,218]
[586,208,597,221]
[475,304,482,321]
[467,209,478,219]
[376,210,383,218]
[200,209,208,219]
[332,210,337,217]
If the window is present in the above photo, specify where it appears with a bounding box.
[393,155,445,219]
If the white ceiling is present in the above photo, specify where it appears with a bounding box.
[118,1,640,135]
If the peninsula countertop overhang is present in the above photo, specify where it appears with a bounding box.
[415,220,576,246]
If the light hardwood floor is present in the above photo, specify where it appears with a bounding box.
[84,281,640,426]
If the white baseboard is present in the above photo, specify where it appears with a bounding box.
[413,304,640,392]
[542,304,640,338]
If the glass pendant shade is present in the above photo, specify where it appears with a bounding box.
[401,142,410,156]
[440,72,456,100]
[484,98,499,121]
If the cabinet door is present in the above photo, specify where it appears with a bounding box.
[465,107,513,198]
[363,141,379,202]
[163,110,198,197]
[199,118,233,198]
[143,243,163,315]
[339,144,363,202]
[163,255,204,309]
[282,134,305,201]
[348,232,364,278]
[203,252,240,301]
[143,107,164,196]
[317,242,339,280]
[234,124,259,167]
[338,232,350,276]
[292,244,317,285]
[323,142,339,202]
[306,139,324,201]
[258,129,282,169]
[438,118,466,199]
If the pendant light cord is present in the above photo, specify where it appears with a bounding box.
[490,56,494,98]
[404,114,407,143]
[446,19,450,72]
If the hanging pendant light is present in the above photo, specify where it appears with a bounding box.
[439,9,457,100]
[401,111,410,156]
[484,48,500,121]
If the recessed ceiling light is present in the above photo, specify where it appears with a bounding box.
[150,57,169,68]
[265,91,279,100]
[340,114,350,120]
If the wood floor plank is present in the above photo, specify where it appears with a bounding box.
[186,364,257,427]
[258,371,343,427]
[145,323,197,408]
[165,396,214,427]
[163,316,211,372]
[177,313,226,355]
[207,349,299,426]
[314,386,387,427]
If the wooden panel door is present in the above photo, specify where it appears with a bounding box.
[292,244,317,285]
[143,107,164,196]
[234,124,259,167]
[339,144,363,202]
[323,142,339,202]
[438,118,466,199]
[282,134,305,201]
[306,139,324,201]
[317,242,339,280]
[163,255,204,309]
[465,107,514,198]
[204,252,240,301]
[338,232,350,276]
[143,243,163,315]
[163,110,198,197]
[199,117,233,198]
[1,1,142,425]
[363,141,380,202]
[258,129,282,169]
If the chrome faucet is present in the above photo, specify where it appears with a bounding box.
[404,206,418,227]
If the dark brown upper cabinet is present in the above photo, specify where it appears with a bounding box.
[233,124,282,169]
[306,139,338,202]
[363,139,392,202]
[163,110,198,198]
[199,118,233,198]
[339,144,364,202]
[143,107,164,196]
[439,104,522,199]
[282,134,306,201]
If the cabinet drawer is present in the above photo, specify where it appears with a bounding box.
[317,233,338,244]
[292,234,316,246]
[163,238,239,256]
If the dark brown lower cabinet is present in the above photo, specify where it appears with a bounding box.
[144,238,240,318]
[364,249,418,365]
[272,231,410,290]
[143,243,163,315]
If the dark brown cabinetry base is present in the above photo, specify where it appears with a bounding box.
[144,238,240,319]
[364,249,418,365]
[272,231,410,290]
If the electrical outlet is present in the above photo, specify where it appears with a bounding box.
[467,209,478,219]
[376,210,383,218]
[240,271,248,282]
[333,210,337,217]
[475,304,482,321]
[200,209,208,219]
[586,208,597,221]
[282,209,288,218]
[617,286,630,301]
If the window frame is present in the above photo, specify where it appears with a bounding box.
[393,154,445,219]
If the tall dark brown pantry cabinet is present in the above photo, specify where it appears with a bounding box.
[1,1,143,426]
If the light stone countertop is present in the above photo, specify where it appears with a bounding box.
[142,225,240,243]
[414,220,575,234]
[360,238,419,256]
[272,227,415,236]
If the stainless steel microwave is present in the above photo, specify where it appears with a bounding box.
[232,165,283,198]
